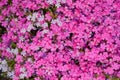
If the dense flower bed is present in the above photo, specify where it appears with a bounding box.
[0,0,120,80]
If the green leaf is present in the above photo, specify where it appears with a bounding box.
[49,5,57,19]
[0,25,7,37]
[11,42,17,49]
[18,48,23,53]
[7,60,15,70]
[8,0,12,5]
[41,8,48,15]
[1,72,7,78]
[112,76,120,80]
[46,21,51,29]
[49,5,57,13]
[0,38,2,42]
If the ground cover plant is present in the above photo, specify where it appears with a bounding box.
[0,0,120,80]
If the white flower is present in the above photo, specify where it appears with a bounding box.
[19,72,27,79]
[42,48,47,52]
[52,19,62,26]
[27,15,32,20]
[5,18,10,21]
[6,48,11,52]
[61,0,66,3]
[2,67,8,72]
[1,64,8,72]
[47,0,53,4]
[14,18,18,22]
[57,0,61,3]
[42,22,48,28]
[57,20,62,26]
[0,60,8,72]
[33,12,38,18]
[19,68,27,79]
[31,17,36,22]
[31,12,38,21]
[11,49,14,54]
[1,60,7,65]
[20,67,26,72]
[56,3,61,8]
[27,24,34,32]
[42,29,49,34]
[38,16,44,21]
[19,36,25,41]
[35,22,41,27]
[10,48,18,55]
[27,58,33,62]
[21,51,26,56]
[51,19,57,24]
[7,71,14,78]
[13,48,18,55]
[0,59,9,72]
[21,28,26,33]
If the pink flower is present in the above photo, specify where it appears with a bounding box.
[112,63,119,70]
[45,12,52,21]
[36,68,44,76]
[15,55,23,63]
[0,0,120,79]
[13,76,19,80]
[14,64,21,76]
[61,75,69,80]
[104,67,114,74]
[34,77,40,80]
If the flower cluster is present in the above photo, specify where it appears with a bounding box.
[0,0,120,80]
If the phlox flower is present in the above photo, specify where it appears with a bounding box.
[15,55,23,63]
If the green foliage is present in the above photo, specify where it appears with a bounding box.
[11,42,17,49]
[0,72,11,80]
[0,38,2,42]
[104,74,120,80]
[7,59,15,70]
[8,0,12,5]
[0,25,7,37]
[18,48,23,53]
[111,76,120,80]
[46,20,51,29]
[49,5,57,14]
[41,8,49,15]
